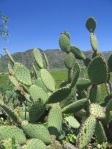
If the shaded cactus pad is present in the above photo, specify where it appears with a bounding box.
[86,17,96,32]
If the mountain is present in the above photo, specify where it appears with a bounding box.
[0,48,112,72]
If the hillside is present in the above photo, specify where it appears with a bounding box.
[0,48,112,72]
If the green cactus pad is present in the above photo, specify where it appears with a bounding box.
[29,100,45,123]
[22,139,46,149]
[89,84,107,104]
[95,121,107,144]
[76,115,96,149]
[106,98,112,112]
[22,121,51,144]
[63,31,70,39]
[14,62,32,86]
[64,115,80,129]
[48,103,62,137]
[47,87,71,103]
[43,51,49,69]
[70,62,80,88]
[63,141,77,149]
[76,78,91,90]
[41,68,55,92]
[64,52,75,69]
[0,103,22,124]
[90,33,98,52]
[83,58,91,67]
[59,33,71,53]
[9,75,20,89]
[88,56,108,84]
[108,54,112,72]
[33,48,44,69]
[62,98,88,114]
[89,103,106,119]
[86,17,96,32]
[0,125,26,145]
[71,45,86,60]
[29,85,49,103]
[92,51,103,58]
[33,77,49,93]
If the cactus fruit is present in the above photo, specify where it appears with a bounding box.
[88,56,108,84]
[48,103,62,137]
[90,33,98,52]
[59,33,71,53]
[0,125,26,144]
[76,115,96,149]
[21,121,51,144]
[29,85,49,103]
[22,139,46,149]
[86,17,96,33]
[70,45,86,60]
[33,48,44,69]
[89,103,106,119]
[64,52,75,69]
[41,69,56,92]
[62,98,88,114]
[14,62,32,86]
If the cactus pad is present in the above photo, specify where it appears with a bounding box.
[22,121,51,144]
[76,115,96,149]
[14,62,32,86]
[86,17,96,32]
[33,48,44,69]
[89,103,106,119]
[90,33,98,52]
[62,98,88,114]
[48,103,62,137]
[29,85,49,103]
[71,45,85,60]
[108,54,112,72]
[88,56,108,84]
[64,52,75,69]
[41,68,55,92]
[0,125,26,144]
[22,139,46,149]
[59,33,71,53]
[76,78,91,90]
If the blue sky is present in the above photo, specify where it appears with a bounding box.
[0,0,112,55]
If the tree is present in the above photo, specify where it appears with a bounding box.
[0,11,9,40]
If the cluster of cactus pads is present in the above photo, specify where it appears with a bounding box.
[0,16,112,149]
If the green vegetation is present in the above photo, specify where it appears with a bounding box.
[0,17,112,149]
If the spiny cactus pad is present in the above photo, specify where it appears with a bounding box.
[48,103,62,137]
[89,103,106,119]
[29,100,45,123]
[64,52,75,69]
[41,68,55,92]
[64,115,80,129]
[14,62,32,86]
[59,33,71,53]
[9,75,20,89]
[88,56,108,84]
[47,87,71,103]
[71,45,86,60]
[33,48,44,69]
[95,121,107,144]
[76,115,96,149]
[29,85,49,103]
[108,54,112,72]
[90,33,98,52]
[0,125,26,145]
[86,17,96,33]
[62,98,88,114]
[22,139,46,149]
[76,78,91,90]
[22,121,51,144]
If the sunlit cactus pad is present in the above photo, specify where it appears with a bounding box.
[90,33,98,51]
[76,115,96,149]
[14,62,32,86]
[88,56,108,84]
[89,103,106,119]
[41,69,56,92]
[0,125,26,145]
[64,52,75,69]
